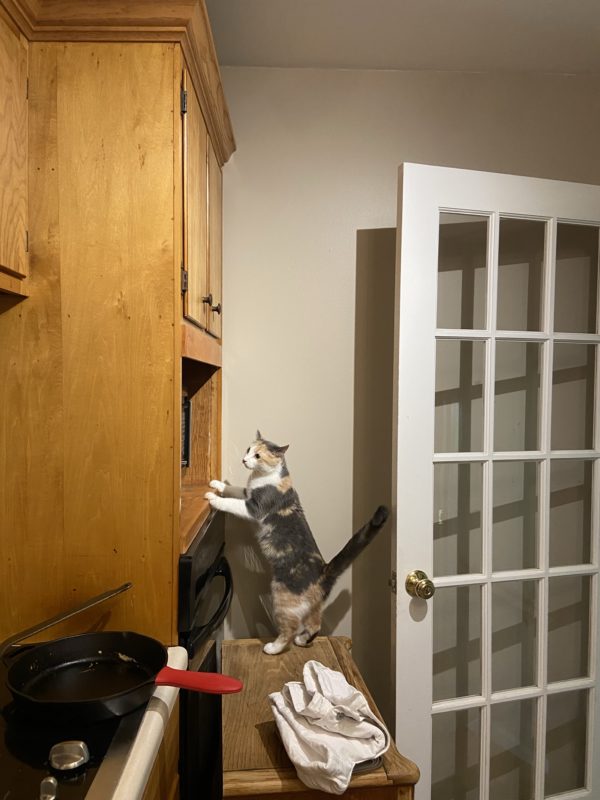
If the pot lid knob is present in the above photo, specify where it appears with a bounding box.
[49,739,90,771]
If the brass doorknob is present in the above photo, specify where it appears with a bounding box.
[405,570,435,600]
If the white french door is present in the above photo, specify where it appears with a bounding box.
[393,164,600,800]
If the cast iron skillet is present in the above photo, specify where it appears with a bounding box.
[7,629,242,723]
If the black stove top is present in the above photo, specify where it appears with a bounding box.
[1,647,120,800]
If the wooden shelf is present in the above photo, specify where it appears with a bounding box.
[0,270,27,296]
[181,320,221,367]
[180,484,212,552]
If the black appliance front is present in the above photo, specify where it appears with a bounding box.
[178,510,233,800]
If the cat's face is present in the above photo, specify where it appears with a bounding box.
[242,431,289,474]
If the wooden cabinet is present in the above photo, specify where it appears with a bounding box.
[182,70,223,339]
[207,138,223,338]
[0,1,234,648]
[183,67,210,330]
[222,637,420,800]
[0,7,27,296]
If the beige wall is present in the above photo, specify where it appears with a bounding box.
[219,67,600,715]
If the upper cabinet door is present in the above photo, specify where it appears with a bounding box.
[183,69,209,329]
[0,11,27,286]
[207,139,222,339]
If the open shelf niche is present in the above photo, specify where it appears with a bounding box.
[180,356,221,551]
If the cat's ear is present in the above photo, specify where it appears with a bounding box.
[255,429,263,441]
[276,444,289,455]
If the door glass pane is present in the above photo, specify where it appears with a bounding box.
[432,708,481,800]
[437,213,488,330]
[497,218,545,332]
[494,342,541,451]
[551,343,596,450]
[490,699,536,800]
[545,690,588,796]
[434,462,483,577]
[435,340,485,453]
[492,461,539,571]
[549,459,593,566]
[547,575,591,682]
[554,223,599,334]
[433,585,481,702]
[492,581,537,692]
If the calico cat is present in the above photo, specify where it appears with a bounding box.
[205,431,389,655]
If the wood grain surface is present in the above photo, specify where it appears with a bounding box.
[207,136,222,338]
[0,7,28,279]
[184,66,209,329]
[181,319,222,366]
[56,43,176,640]
[221,638,419,798]
[0,42,179,643]
[179,485,211,553]
[0,0,235,164]
[0,42,65,640]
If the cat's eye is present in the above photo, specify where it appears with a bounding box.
[255,453,260,459]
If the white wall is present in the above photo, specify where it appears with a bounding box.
[219,67,600,709]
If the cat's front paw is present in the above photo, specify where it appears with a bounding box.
[209,479,227,493]
[204,491,221,508]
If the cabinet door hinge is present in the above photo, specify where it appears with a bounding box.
[180,87,187,115]
[25,230,29,253]
[26,77,29,100]
[388,571,397,594]
[181,265,188,294]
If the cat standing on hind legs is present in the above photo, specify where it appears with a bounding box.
[205,431,389,655]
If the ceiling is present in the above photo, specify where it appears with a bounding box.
[205,0,600,74]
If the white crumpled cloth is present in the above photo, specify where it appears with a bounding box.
[268,659,390,795]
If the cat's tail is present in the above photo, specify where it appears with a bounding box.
[320,505,389,598]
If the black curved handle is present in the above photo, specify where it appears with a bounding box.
[186,557,233,655]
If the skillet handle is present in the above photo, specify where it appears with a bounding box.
[155,666,243,694]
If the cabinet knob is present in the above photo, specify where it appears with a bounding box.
[405,570,435,600]
[202,294,221,314]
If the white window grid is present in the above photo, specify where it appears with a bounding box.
[431,211,600,800]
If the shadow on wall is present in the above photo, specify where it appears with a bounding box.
[352,227,396,732]
[225,516,352,639]
[224,227,397,661]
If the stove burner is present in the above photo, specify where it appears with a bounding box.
[1,646,120,799]
[2,698,117,769]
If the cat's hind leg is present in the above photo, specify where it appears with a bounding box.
[263,617,297,655]
[294,606,322,647]
[264,588,305,655]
